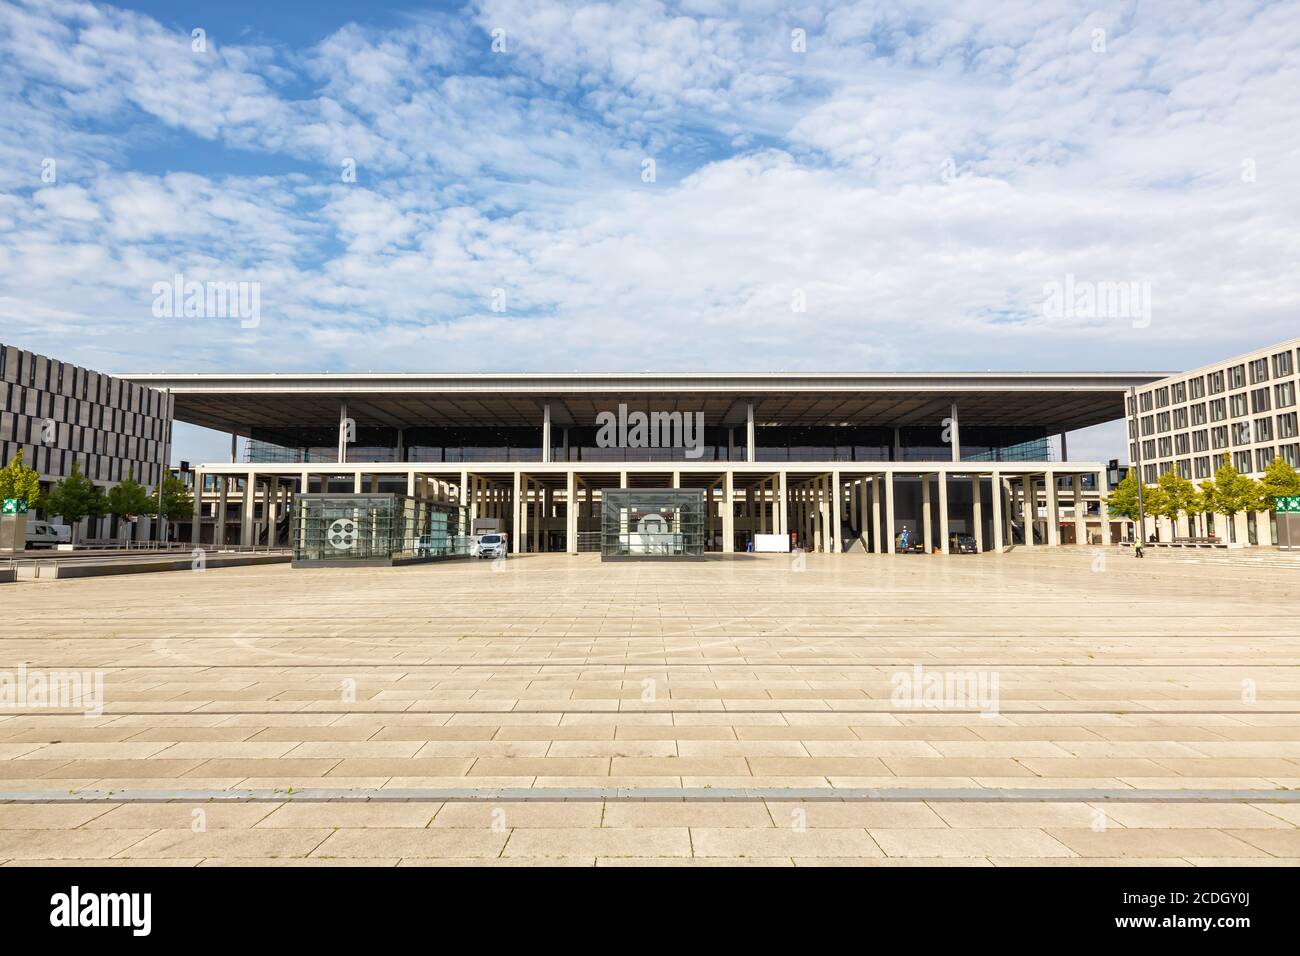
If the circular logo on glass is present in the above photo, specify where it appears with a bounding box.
[327,518,358,550]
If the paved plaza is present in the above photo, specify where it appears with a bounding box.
[2,548,1300,866]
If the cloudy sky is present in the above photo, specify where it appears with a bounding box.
[2,0,1298,463]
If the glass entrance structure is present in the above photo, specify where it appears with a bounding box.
[600,489,705,560]
[291,493,468,566]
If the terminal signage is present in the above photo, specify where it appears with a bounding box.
[2,498,28,515]
[1277,496,1300,514]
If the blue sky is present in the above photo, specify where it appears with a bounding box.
[2,0,1299,464]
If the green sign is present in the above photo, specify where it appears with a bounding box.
[2,498,28,515]
[1278,496,1300,514]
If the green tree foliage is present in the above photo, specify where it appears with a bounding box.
[106,468,153,519]
[155,474,194,537]
[1151,469,1199,539]
[0,448,41,508]
[1201,454,1262,519]
[43,463,99,542]
[1105,468,1146,521]
[1259,456,1300,508]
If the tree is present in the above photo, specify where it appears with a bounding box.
[1152,469,1198,540]
[1105,468,1144,521]
[107,468,154,542]
[43,463,99,544]
[155,474,194,540]
[1201,455,1263,539]
[1259,456,1300,509]
[0,448,41,508]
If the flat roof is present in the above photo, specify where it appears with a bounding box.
[120,370,1167,435]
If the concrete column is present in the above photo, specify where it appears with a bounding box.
[829,471,841,553]
[777,471,788,537]
[407,471,416,497]
[884,472,896,555]
[230,433,238,464]
[1022,476,1035,548]
[991,472,1003,552]
[921,473,933,553]
[871,476,882,553]
[512,471,523,554]
[266,479,280,546]
[215,477,228,547]
[859,477,869,550]
[1046,471,1060,546]
[722,470,735,553]
[949,402,961,463]
[1096,469,1109,545]
[1072,474,1085,545]
[971,475,984,552]
[938,471,949,554]
[337,403,349,463]
[672,470,680,489]
[532,480,541,554]
[241,472,256,547]
[746,403,755,463]
[566,471,577,554]
[191,469,204,545]
[620,470,629,489]
[542,403,551,463]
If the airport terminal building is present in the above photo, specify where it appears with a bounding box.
[120,369,1161,557]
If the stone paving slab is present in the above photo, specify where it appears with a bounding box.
[2,549,1299,865]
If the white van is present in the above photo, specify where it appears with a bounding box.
[26,521,72,549]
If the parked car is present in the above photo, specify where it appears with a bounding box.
[949,532,978,554]
[25,521,71,549]
[475,532,508,559]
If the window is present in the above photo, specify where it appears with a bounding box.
[1250,357,1270,383]
[1274,351,1294,377]
[1174,433,1190,455]
[1278,412,1298,440]
[1143,464,1157,483]
[1155,386,1169,408]
[1194,456,1211,478]
[1210,398,1227,422]
[1141,415,1155,436]
[1158,436,1172,457]
[1276,381,1296,408]
[1140,392,1154,412]
[1173,407,1188,429]
[1142,439,1157,459]
[1191,402,1208,425]
[1189,376,1205,399]
[1229,393,1249,417]
[1282,444,1300,468]
[1256,447,1275,472]
[1177,459,1191,479]
[1208,370,1225,393]
[1232,421,1252,445]
[1251,387,1271,414]
[1234,450,1253,472]
[1172,381,1187,403]
[1255,417,1274,442]
[1157,411,1171,432]
[1192,429,1209,452]
[1229,364,1246,389]
[1211,425,1229,449]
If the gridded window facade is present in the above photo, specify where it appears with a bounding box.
[0,342,173,488]
[600,489,706,559]
[1127,338,1300,484]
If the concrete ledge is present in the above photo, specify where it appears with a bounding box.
[49,553,289,579]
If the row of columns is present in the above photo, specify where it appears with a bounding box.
[191,467,1109,555]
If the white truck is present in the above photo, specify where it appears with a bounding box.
[470,518,507,558]
[25,521,72,548]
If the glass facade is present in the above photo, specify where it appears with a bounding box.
[601,489,705,559]
[291,493,468,565]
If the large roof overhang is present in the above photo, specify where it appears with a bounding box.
[119,371,1166,436]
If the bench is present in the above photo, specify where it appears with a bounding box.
[1147,537,1227,549]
